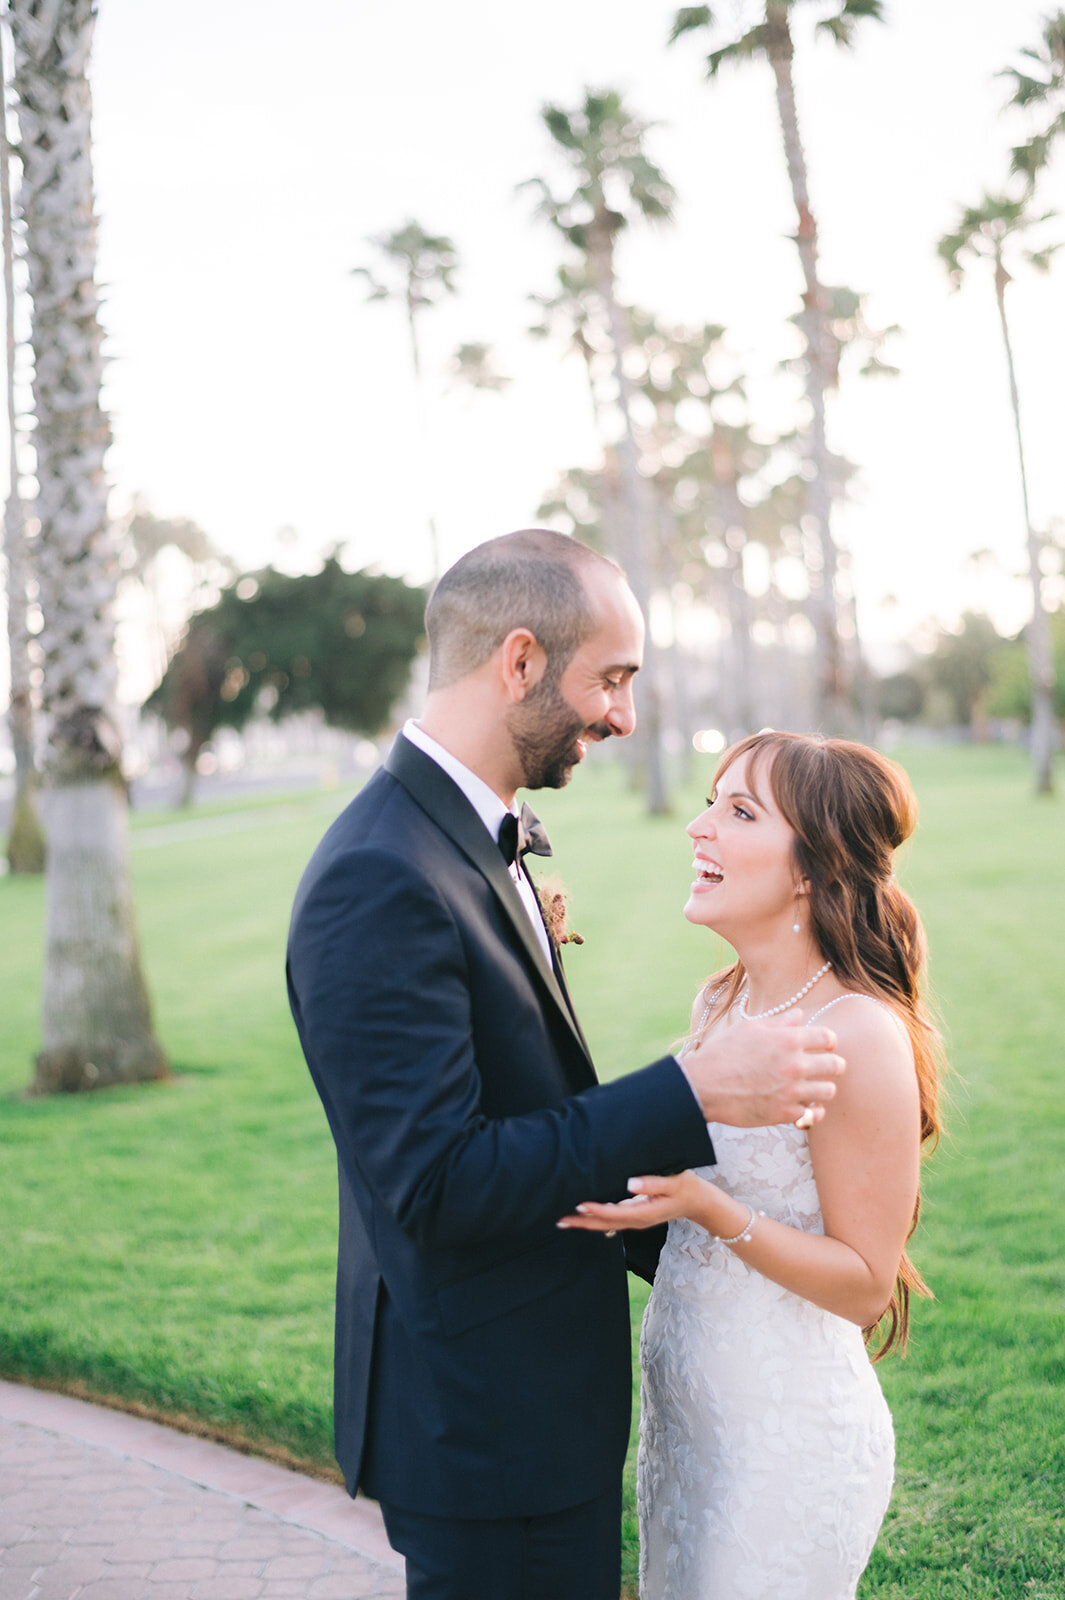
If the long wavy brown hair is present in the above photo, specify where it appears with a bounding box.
[696,730,943,1359]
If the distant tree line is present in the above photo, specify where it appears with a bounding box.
[879,606,1065,740]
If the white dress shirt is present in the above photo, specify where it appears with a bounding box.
[401,720,554,965]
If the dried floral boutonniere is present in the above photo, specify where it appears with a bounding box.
[534,873,585,949]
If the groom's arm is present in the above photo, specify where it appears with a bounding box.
[289,846,713,1252]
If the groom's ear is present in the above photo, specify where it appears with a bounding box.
[499,628,547,701]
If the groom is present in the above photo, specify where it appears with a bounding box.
[287,529,843,1600]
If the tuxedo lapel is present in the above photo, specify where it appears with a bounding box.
[384,735,594,1074]
[518,857,592,1059]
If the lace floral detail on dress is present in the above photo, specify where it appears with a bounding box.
[636,1008,895,1599]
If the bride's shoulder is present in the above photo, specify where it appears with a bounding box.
[809,991,916,1094]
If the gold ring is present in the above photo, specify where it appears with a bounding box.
[605,1229,617,1238]
[795,1106,816,1130]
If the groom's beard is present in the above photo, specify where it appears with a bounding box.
[509,674,612,790]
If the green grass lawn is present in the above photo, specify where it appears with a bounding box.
[1,742,1063,1596]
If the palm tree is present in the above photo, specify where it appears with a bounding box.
[634,315,763,734]
[529,264,626,548]
[1002,10,1065,186]
[0,10,43,872]
[448,342,510,394]
[353,220,458,578]
[529,264,602,385]
[523,89,674,811]
[123,504,229,693]
[10,0,167,1091]
[749,470,821,727]
[791,281,902,734]
[670,1,885,731]
[938,193,1060,794]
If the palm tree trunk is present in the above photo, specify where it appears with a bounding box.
[588,235,669,813]
[845,579,877,744]
[11,0,166,1091]
[764,549,811,728]
[0,13,44,872]
[178,748,198,808]
[654,488,694,784]
[406,298,441,580]
[574,333,625,550]
[576,343,638,792]
[709,432,756,733]
[993,257,1056,794]
[764,1,847,732]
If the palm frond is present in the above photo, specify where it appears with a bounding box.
[449,342,511,393]
[816,17,851,45]
[999,11,1065,181]
[816,0,884,48]
[707,26,769,75]
[857,355,901,379]
[937,188,1060,285]
[1010,131,1050,180]
[1004,69,1050,109]
[350,266,389,301]
[542,105,580,152]
[669,5,714,45]
[1026,243,1061,273]
[516,174,562,220]
[936,228,970,284]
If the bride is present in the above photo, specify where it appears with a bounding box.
[560,731,942,1600]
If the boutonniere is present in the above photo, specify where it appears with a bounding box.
[534,873,585,948]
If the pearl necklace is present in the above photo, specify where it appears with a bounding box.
[739,960,832,1020]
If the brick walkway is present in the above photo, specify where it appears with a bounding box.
[0,1382,404,1600]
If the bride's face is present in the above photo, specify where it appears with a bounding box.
[684,752,804,937]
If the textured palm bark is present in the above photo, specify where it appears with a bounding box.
[11,0,115,752]
[11,0,166,1088]
[993,256,1057,795]
[35,781,167,1091]
[764,1,848,732]
[0,17,44,872]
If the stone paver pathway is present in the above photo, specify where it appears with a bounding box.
[0,1382,403,1600]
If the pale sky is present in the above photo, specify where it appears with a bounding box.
[6,0,1065,701]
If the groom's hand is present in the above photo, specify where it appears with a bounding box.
[682,1010,845,1127]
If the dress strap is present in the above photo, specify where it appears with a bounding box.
[805,993,892,1025]
[688,980,730,1043]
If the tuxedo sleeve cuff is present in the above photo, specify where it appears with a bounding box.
[614,1054,716,1174]
[672,1052,705,1119]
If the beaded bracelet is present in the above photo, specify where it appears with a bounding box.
[716,1204,758,1246]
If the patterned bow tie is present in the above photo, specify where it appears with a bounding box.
[497,803,553,867]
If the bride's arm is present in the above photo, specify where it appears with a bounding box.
[560,1000,921,1329]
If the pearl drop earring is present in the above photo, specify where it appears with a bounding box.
[793,884,805,934]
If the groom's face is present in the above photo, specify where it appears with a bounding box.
[511,569,644,790]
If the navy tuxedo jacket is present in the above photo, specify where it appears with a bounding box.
[286,734,715,1519]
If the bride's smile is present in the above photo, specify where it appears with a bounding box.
[683,750,807,944]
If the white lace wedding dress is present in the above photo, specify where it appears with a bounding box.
[637,998,895,1599]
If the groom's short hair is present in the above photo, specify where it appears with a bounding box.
[426,529,622,690]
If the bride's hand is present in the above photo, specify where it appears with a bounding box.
[557,1172,708,1232]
